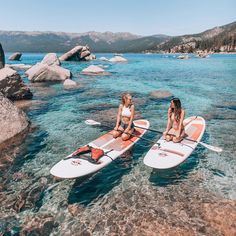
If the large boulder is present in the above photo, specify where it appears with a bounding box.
[0,43,5,69]
[41,53,60,66]
[8,52,22,61]
[81,65,109,75]
[0,92,30,144]
[59,45,94,61]
[25,63,71,82]
[109,56,128,62]
[0,67,33,100]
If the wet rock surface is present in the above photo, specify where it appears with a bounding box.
[20,214,57,236]
[59,45,93,61]
[0,67,33,100]
[25,63,71,82]
[0,92,30,144]
[9,52,22,61]
[41,53,61,66]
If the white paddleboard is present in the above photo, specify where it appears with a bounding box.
[143,116,205,169]
[50,119,150,178]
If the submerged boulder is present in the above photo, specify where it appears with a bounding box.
[41,53,60,66]
[0,67,33,100]
[81,65,109,75]
[25,63,71,82]
[0,43,5,69]
[109,56,128,62]
[149,90,173,99]
[59,45,94,61]
[99,57,109,61]
[9,52,22,61]
[0,92,30,144]
[63,79,78,89]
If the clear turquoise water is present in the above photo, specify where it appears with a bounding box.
[2,53,236,234]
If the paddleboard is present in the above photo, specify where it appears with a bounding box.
[143,116,205,169]
[50,119,149,178]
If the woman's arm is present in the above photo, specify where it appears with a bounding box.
[125,105,135,131]
[164,108,172,134]
[177,109,185,137]
[115,104,122,129]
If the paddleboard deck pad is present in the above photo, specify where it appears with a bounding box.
[143,116,205,169]
[50,119,149,178]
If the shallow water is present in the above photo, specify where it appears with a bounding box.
[1,53,236,235]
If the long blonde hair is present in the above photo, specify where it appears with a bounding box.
[121,93,132,106]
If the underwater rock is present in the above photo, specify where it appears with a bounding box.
[68,204,82,216]
[13,177,48,212]
[109,56,128,62]
[12,172,30,182]
[59,45,93,61]
[203,110,236,121]
[0,67,33,100]
[202,200,236,236]
[149,90,173,99]
[14,99,47,110]
[0,43,5,69]
[0,92,30,145]
[20,214,56,236]
[41,53,61,66]
[0,216,20,235]
[9,52,22,61]
[26,63,71,82]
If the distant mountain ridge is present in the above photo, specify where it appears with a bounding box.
[0,21,235,53]
[154,21,236,53]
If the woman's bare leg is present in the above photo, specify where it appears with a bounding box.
[121,128,134,141]
[112,126,123,138]
[165,134,173,142]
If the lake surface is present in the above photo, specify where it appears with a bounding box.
[1,53,236,235]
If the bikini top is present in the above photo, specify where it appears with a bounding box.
[121,105,132,117]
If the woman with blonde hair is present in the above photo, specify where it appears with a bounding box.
[112,93,135,141]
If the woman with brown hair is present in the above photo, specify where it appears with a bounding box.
[163,98,185,143]
[112,93,135,141]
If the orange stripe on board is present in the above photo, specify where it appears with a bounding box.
[103,129,143,151]
[92,132,114,147]
[160,148,185,157]
[135,120,148,126]
[188,124,203,141]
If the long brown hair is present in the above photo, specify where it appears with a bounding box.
[170,98,182,122]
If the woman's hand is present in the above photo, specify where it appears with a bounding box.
[114,126,119,131]
[163,130,168,136]
[124,128,129,133]
[176,131,181,138]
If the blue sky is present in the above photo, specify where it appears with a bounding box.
[0,0,235,36]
